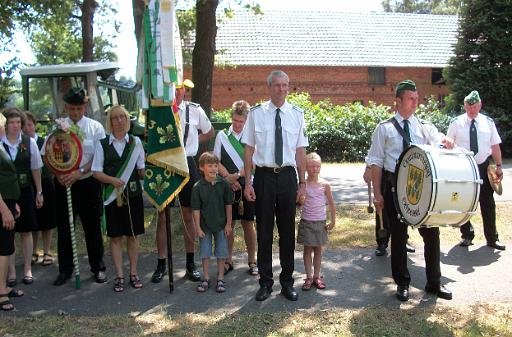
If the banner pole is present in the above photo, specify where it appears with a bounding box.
[165,204,174,292]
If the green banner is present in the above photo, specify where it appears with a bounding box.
[144,105,189,211]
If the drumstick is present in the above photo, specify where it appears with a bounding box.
[367,182,374,213]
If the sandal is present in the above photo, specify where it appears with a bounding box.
[224,262,234,275]
[2,289,24,298]
[0,297,14,311]
[197,279,210,292]
[313,276,326,289]
[41,254,54,266]
[22,276,34,285]
[248,262,259,276]
[31,254,39,265]
[6,279,16,287]
[302,277,313,291]
[129,275,143,289]
[113,277,124,292]
[216,279,226,293]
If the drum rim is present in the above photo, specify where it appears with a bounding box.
[44,129,83,175]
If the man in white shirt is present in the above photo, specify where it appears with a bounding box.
[242,70,308,302]
[447,90,505,250]
[48,88,107,286]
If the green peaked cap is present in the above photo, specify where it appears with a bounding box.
[464,90,481,105]
[395,79,416,96]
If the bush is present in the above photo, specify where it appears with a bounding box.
[211,92,453,162]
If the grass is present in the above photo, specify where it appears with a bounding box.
[1,303,512,336]
[5,202,512,337]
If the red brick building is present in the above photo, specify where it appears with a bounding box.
[195,10,459,110]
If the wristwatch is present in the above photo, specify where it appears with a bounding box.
[79,168,86,174]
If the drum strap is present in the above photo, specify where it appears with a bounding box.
[389,117,410,149]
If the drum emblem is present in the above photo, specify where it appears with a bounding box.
[406,164,424,205]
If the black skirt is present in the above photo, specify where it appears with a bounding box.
[15,185,38,232]
[105,193,145,238]
[0,199,17,256]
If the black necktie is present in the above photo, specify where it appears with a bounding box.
[275,108,283,166]
[403,119,411,150]
[470,119,478,154]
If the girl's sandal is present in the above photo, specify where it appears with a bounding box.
[113,277,124,292]
[248,262,259,276]
[216,279,226,293]
[129,275,143,289]
[313,276,326,289]
[302,277,313,291]
[41,254,54,266]
[0,297,14,311]
[197,279,210,292]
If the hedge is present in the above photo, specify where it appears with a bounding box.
[212,92,453,162]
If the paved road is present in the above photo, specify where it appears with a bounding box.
[4,245,511,316]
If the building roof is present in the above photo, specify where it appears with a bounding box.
[215,10,459,68]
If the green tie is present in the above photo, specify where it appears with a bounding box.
[470,119,478,154]
[275,108,283,166]
[403,119,411,150]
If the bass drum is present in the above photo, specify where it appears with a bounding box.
[394,145,481,228]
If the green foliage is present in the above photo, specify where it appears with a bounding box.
[444,0,512,156]
[211,93,453,162]
[0,55,20,108]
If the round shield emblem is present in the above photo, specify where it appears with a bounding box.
[45,130,83,174]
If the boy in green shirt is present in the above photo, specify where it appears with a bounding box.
[191,152,233,293]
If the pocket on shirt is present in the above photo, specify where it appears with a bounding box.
[254,124,271,149]
[82,139,94,155]
[283,123,300,148]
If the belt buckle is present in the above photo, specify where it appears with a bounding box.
[273,167,281,174]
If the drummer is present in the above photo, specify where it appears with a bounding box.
[447,90,505,251]
[367,79,454,301]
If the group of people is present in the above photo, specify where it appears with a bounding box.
[0,70,505,311]
[366,80,505,302]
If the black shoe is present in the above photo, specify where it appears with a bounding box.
[151,267,167,283]
[487,241,506,251]
[459,238,473,247]
[53,273,72,286]
[406,242,415,253]
[94,271,107,283]
[375,244,387,256]
[425,283,452,300]
[255,286,272,301]
[396,285,409,301]
[280,286,298,301]
[185,263,201,282]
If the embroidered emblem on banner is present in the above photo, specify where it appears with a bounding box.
[406,164,424,205]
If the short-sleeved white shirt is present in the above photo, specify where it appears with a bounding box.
[178,101,212,157]
[1,133,43,170]
[366,113,444,173]
[447,112,501,165]
[91,134,145,173]
[241,100,308,168]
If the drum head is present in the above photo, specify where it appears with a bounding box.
[394,145,434,226]
[44,130,83,175]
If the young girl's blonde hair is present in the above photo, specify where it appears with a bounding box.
[306,152,322,164]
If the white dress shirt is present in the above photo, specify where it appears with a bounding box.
[367,113,444,173]
[91,134,145,172]
[242,100,309,168]
[178,101,212,157]
[2,133,43,170]
[446,113,501,165]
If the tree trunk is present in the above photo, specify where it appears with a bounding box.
[132,0,145,44]
[81,0,98,62]
[191,0,219,117]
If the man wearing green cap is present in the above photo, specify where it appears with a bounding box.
[367,80,454,301]
[447,90,505,250]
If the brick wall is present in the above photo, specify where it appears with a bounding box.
[185,65,450,111]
